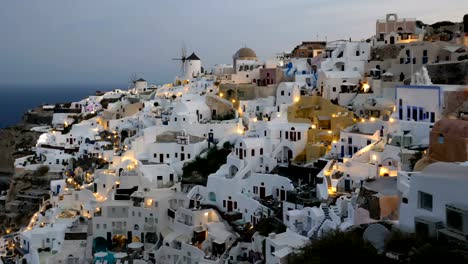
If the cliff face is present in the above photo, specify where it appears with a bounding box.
[0,129,15,191]
[0,113,44,190]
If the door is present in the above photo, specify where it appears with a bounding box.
[181,153,185,161]
[280,189,286,200]
[239,149,243,160]
[287,150,293,160]
[212,109,217,118]
[159,154,164,163]
[390,36,395,44]
[345,179,351,192]
[341,146,344,158]
[227,201,233,212]
[260,187,266,199]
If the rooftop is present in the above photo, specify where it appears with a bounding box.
[156,131,205,144]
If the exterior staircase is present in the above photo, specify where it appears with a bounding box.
[311,204,332,240]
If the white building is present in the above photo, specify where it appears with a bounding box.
[399,162,468,240]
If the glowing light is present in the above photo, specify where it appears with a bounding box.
[311,124,317,129]
[332,114,336,118]
[361,118,365,123]
[370,117,376,122]
[237,129,244,134]
[294,96,300,103]
[389,117,395,123]
[332,140,337,144]
[362,83,370,92]
[327,130,332,134]
[372,154,377,161]
[146,199,153,207]
[219,93,224,97]
[204,212,209,216]
[231,99,236,103]
[379,167,389,176]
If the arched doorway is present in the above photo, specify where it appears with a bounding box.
[93,237,107,253]
[277,146,293,164]
[228,165,238,178]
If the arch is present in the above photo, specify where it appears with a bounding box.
[276,146,294,163]
[228,165,238,178]
[335,62,345,71]
[111,235,127,251]
[93,237,107,253]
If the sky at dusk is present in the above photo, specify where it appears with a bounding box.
[0,0,467,87]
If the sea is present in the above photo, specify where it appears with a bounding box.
[0,84,125,128]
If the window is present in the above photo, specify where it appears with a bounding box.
[103,224,107,229]
[166,154,169,158]
[356,50,360,56]
[112,208,116,213]
[367,140,371,145]
[400,58,404,64]
[281,90,284,96]
[181,146,184,151]
[96,224,100,229]
[175,153,178,158]
[348,137,352,144]
[438,134,444,144]
[418,191,433,211]
[297,132,301,140]
[332,87,336,92]
[253,186,258,194]
[270,246,275,255]
[188,154,191,159]
[286,215,290,221]
[260,148,263,155]
[251,149,255,156]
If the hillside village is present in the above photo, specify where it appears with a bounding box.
[1,13,468,264]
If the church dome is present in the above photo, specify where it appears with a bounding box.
[233,47,257,60]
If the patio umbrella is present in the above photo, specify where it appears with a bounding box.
[114,252,128,259]
[95,251,108,258]
[128,242,144,249]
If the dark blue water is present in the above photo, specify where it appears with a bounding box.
[0,84,124,128]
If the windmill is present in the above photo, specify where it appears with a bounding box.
[128,72,138,90]
[172,43,188,76]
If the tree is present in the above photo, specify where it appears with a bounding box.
[290,230,381,264]
[34,165,49,176]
